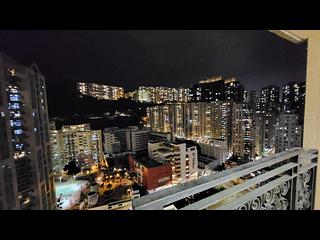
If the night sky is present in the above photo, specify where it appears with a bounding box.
[0,30,307,92]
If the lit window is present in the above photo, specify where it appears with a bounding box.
[9,94,20,102]
[14,129,22,135]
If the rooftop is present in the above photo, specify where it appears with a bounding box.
[157,147,174,154]
[148,139,164,144]
[199,155,217,164]
[134,156,162,168]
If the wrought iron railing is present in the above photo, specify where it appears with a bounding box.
[132,148,318,210]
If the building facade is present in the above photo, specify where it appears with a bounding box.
[147,101,233,153]
[148,132,174,142]
[103,126,149,155]
[232,103,253,162]
[249,85,282,157]
[58,124,104,168]
[282,81,306,124]
[77,82,124,100]
[190,76,225,102]
[260,85,280,112]
[128,154,172,191]
[135,86,190,104]
[224,78,244,103]
[275,114,302,153]
[248,90,260,114]
[190,76,243,103]
[148,141,198,183]
[0,52,55,210]
[49,121,64,173]
[131,128,150,152]
[198,139,228,165]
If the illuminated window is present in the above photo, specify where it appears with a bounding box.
[14,129,22,135]
[9,94,20,102]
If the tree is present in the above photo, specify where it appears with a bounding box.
[88,173,96,184]
[106,183,113,191]
[214,164,225,172]
[63,161,81,177]
[80,191,87,202]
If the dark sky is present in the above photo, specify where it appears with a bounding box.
[0,30,307,92]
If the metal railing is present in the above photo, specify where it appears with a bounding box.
[132,148,318,210]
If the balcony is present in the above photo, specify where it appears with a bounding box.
[132,148,317,210]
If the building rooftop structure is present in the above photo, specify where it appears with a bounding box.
[134,156,162,168]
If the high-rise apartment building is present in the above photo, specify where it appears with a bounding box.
[135,86,190,104]
[203,101,232,144]
[104,128,122,155]
[137,86,152,103]
[103,126,149,155]
[130,128,150,152]
[249,85,281,157]
[204,102,221,139]
[263,112,278,151]
[252,111,278,156]
[146,104,175,133]
[252,112,263,157]
[104,127,131,155]
[248,90,260,113]
[275,114,302,153]
[190,76,225,102]
[260,85,280,112]
[184,102,206,140]
[282,82,305,112]
[0,52,55,210]
[190,76,243,103]
[77,82,124,100]
[232,103,253,162]
[224,78,244,103]
[243,90,249,103]
[282,81,306,124]
[176,88,190,103]
[59,124,104,168]
[147,101,233,153]
[49,121,64,173]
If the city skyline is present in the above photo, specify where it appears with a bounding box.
[0,30,318,211]
[0,30,306,94]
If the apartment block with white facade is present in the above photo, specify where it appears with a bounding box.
[148,141,198,183]
[103,126,149,156]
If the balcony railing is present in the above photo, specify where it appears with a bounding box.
[132,148,318,210]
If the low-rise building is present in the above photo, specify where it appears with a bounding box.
[128,154,172,191]
[148,141,198,183]
[198,139,228,164]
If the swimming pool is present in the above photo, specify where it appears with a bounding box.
[56,182,82,196]
[55,180,89,210]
